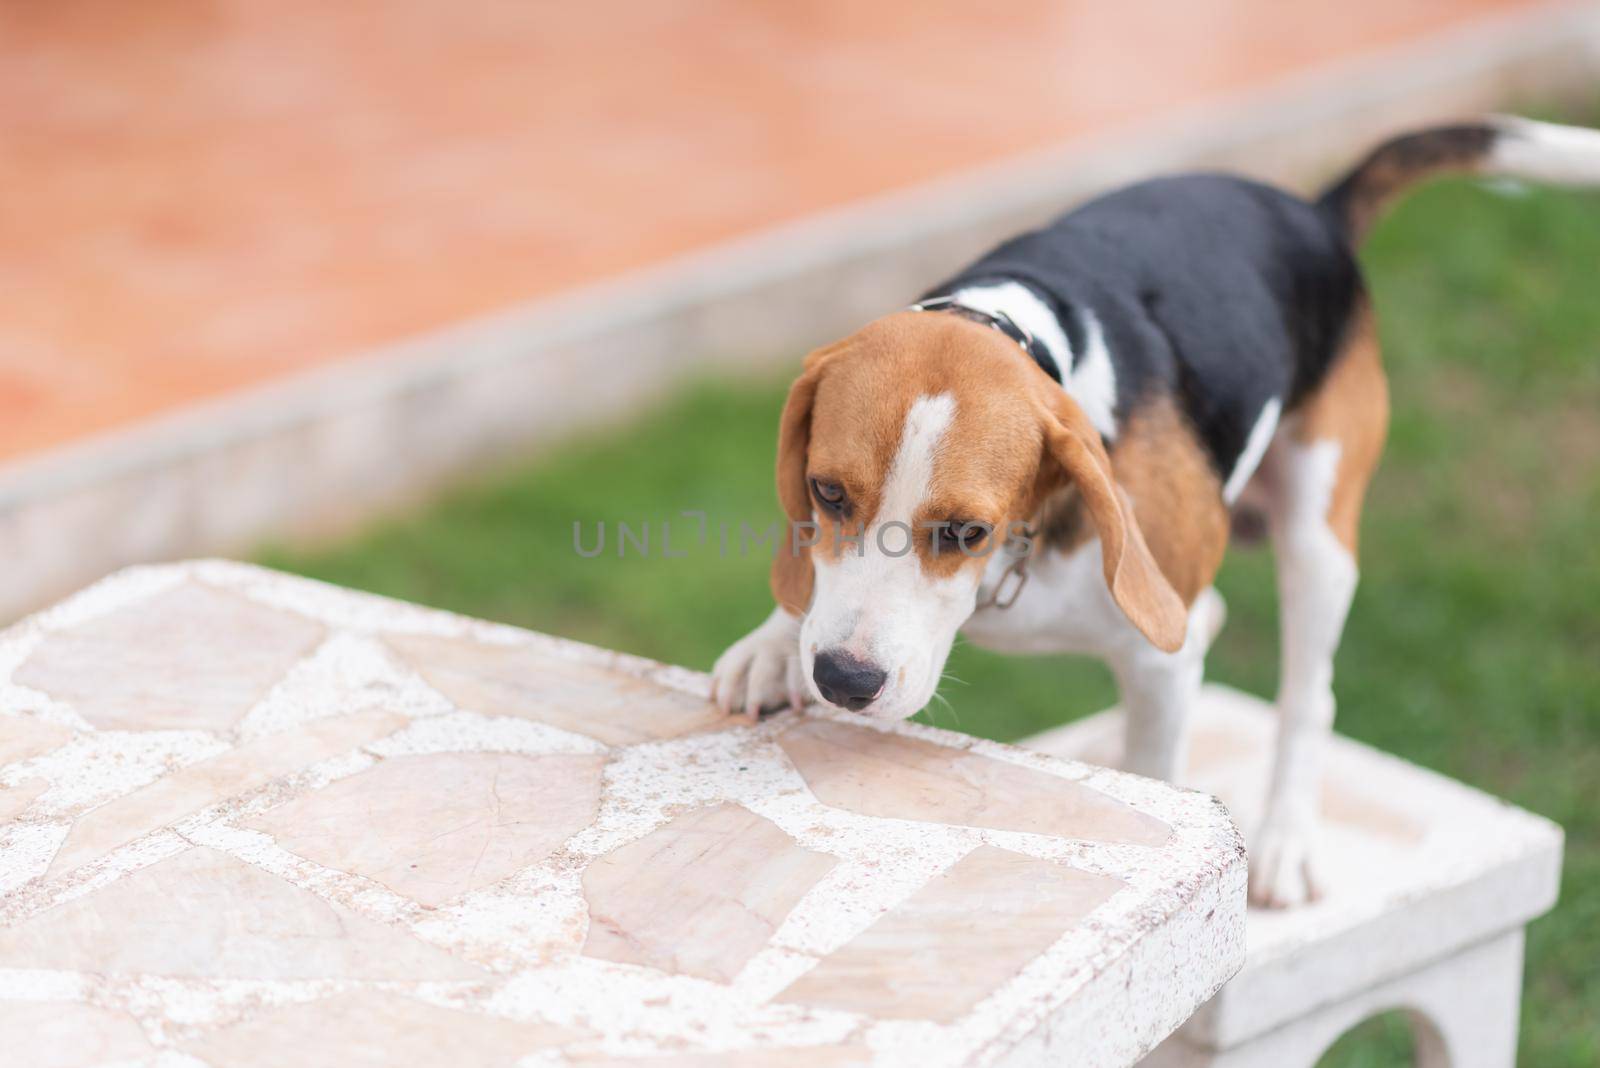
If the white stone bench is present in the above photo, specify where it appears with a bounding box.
[1023,685,1563,1068]
[0,561,1247,1068]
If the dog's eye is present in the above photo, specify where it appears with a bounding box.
[810,478,847,513]
[938,521,991,554]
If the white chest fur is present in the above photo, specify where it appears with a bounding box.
[961,540,1138,658]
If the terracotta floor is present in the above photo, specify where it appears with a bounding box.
[0,0,1543,461]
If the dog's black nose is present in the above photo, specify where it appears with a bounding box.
[812,650,887,711]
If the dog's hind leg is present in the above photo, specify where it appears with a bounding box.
[1253,309,1388,908]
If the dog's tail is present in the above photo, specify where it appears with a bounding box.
[1320,116,1600,245]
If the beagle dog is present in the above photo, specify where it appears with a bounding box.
[711,117,1600,907]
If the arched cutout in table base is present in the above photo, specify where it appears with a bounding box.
[1315,1006,1455,1068]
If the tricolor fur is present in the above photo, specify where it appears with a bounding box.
[712,117,1600,907]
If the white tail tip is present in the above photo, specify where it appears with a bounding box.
[1489,116,1600,187]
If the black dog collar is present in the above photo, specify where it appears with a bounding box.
[906,296,1063,384]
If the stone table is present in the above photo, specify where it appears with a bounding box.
[0,561,1246,1067]
[1027,687,1562,1067]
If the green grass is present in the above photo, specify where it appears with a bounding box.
[260,177,1600,1065]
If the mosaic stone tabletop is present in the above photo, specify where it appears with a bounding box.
[0,561,1246,1068]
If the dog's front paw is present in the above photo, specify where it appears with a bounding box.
[710,608,807,723]
[1248,810,1325,909]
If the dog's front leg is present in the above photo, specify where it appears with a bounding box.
[711,607,808,723]
[1110,587,1225,782]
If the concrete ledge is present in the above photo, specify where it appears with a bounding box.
[3,0,1598,621]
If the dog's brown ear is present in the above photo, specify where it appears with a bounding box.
[770,352,827,616]
[1040,395,1188,653]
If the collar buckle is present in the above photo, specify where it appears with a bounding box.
[976,535,1034,612]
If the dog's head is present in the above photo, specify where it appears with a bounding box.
[773,311,1186,719]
